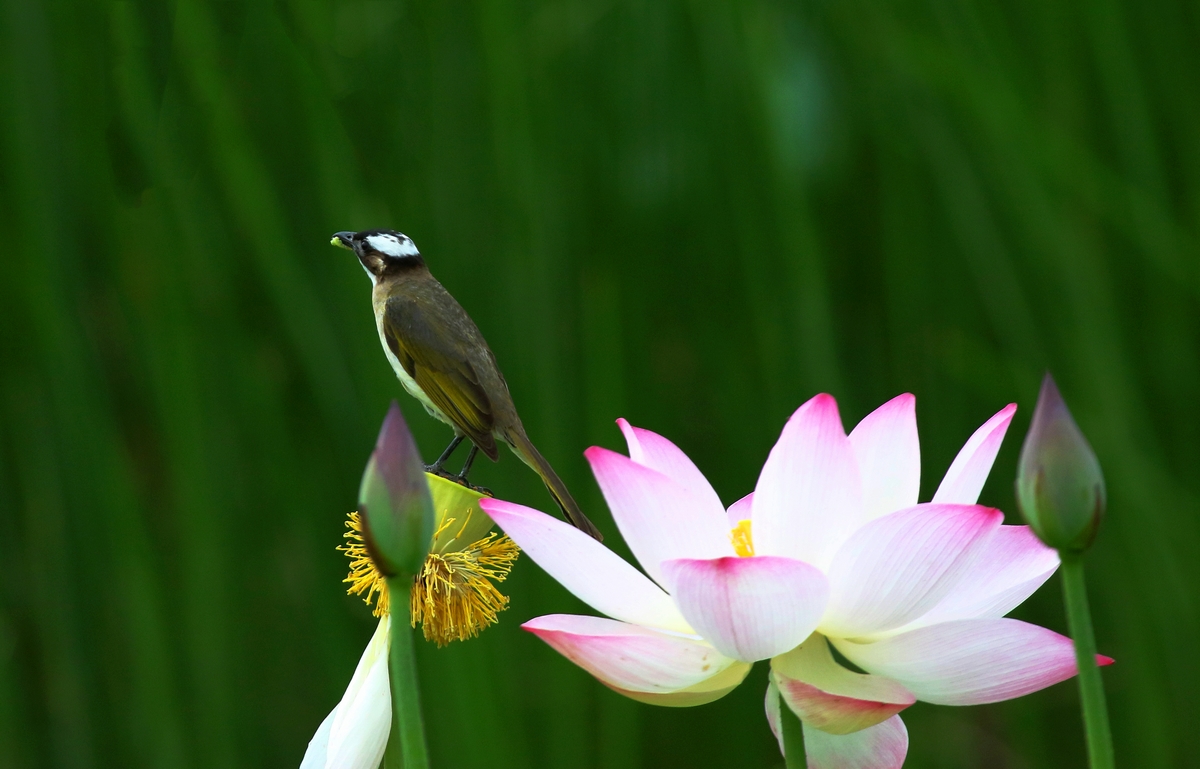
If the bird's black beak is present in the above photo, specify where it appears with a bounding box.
[331,231,356,250]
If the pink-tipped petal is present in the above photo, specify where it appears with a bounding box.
[727,492,754,527]
[897,526,1059,632]
[753,394,863,568]
[834,618,1088,705]
[821,504,1004,638]
[612,660,752,707]
[586,447,732,585]
[660,556,829,662]
[771,635,914,735]
[802,716,908,769]
[933,404,1017,505]
[482,498,692,634]
[617,419,725,513]
[848,394,921,525]
[523,614,741,697]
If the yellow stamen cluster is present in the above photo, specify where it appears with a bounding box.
[339,509,520,646]
[340,511,390,617]
[730,519,755,557]
[411,532,520,646]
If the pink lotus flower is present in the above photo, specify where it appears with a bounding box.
[480,394,1112,767]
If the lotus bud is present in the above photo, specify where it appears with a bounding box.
[358,402,435,578]
[1016,374,1106,552]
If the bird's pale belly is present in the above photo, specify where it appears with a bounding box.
[375,324,455,429]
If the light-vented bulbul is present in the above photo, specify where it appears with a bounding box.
[333,229,602,541]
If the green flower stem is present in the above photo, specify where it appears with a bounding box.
[780,697,805,769]
[385,580,430,769]
[1060,553,1114,769]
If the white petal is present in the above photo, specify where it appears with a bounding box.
[326,616,391,769]
[932,404,1016,505]
[616,419,725,513]
[523,614,742,702]
[661,556,829,662]
[802,715,908,769]
[834,618,1101,706]
[586,446,732,585]
[753,394,863,568]
[726,492,754,526]
[896,526,1059,632]
[771,634,914,735]
[821,504,1003,638]
[848,394,920,526]
[299,708,334,769]
[481,498,692,634]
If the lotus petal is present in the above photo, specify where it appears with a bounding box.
[482,498,692,634]
[821,504,1003,637]
[834,618,1111,705]
[661,555,829,662]
[753,394,862,568]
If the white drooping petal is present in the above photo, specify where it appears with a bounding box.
[616,419,725,514]
[820,504,1003,638]
[894,525,1059,632]
[833,618,1103,706]
[660,556,829,662]
[932,404,1016,505]
[771,634,914,735]
[586,446,732,585]
[848,394,920,526]
[752,394,863,568]
[802,715,909,769]
[522,614,743,703]
[304,616,391,769]
[481,498,692,634]
[299,709,334,769]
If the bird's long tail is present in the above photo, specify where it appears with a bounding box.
[505,430,603,541]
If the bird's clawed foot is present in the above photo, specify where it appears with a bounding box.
[425,438,489,495]
[422,463,457,480]
[424,435,465,478]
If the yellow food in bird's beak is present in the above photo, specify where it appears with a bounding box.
[331,236,351,249]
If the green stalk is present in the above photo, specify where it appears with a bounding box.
[780,697,806,769]
[384,580,430,769]
[1060,553,1114,769]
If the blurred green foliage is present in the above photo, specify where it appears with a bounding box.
[0,0,1196,766]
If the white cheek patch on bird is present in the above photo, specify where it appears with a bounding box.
[366,233,420,258]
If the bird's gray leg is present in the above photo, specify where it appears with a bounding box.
[426,435,464,474]
[454,444,480,482]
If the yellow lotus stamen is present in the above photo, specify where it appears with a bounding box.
[411,532,520,647]
[730,519,755,557]
[339,505,520,644]
[340,511,391,617]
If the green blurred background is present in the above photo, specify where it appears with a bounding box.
[1,0,1196,766]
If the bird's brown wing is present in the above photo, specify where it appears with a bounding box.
[381,294,499,459]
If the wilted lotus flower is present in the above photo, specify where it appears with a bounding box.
[1016,374,1106,552]
[481,394,1111,767]
[301,404,519,768]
